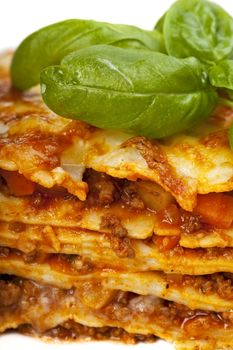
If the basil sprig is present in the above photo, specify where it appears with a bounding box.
[41,45,217,138]
[10,0,233,144]
[11,19,165,90]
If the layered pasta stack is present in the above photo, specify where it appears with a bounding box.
[1,51,233,350]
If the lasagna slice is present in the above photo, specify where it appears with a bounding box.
[1,51,233,350]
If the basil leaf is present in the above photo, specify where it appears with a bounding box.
[163,0,233,64]
[154,13,166,33]
[41,45,217,139]
[209,60,233,149]
[209,60,233,89]
[11,19,165,90]
[153,15,167,53]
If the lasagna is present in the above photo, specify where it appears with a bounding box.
[1,50,233,350]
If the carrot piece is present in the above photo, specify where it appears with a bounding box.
[194,193,233,229]
[0,170,35,196]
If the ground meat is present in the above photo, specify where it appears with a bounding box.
[122,136,164,169]
[101,214,128,238]
[0,280,21,307]
[21,321,156,344]
[101,214,135,258]
[108,235,135,259]
[85,170,117,206]
[181,274,233,300]
[0,277,232,340]
[164,272,233,301]
[85,170,149,211]
[120,182,145,210]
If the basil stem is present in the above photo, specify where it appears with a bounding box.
[11,19,165,90]
[41,45,217,139]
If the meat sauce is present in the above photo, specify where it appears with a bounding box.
[3,247,233,302]
[0,277,232,340]
[1,168,232,233]
[0,247,94,275]
[21,322,156,344]
[165,273,233,300]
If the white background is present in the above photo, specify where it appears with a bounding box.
[0,0,233,349]
[0,0,232,49]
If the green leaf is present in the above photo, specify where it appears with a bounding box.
[153,15,167,53]
[163,0,233,64]
[41,45,217,139]
[229,124,233,151]
[154,13,166,33]
[209,60,233,89]
[11,19,165,90]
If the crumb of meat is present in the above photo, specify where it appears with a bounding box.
[120,182,145,210]
[0,280,21,307]
[85,170,117,206]
[101,214,135,258]
[101,214,128,238]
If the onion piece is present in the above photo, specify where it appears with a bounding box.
[61,163,85,182]
[0,122,9,135]
[136,181,174,212]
